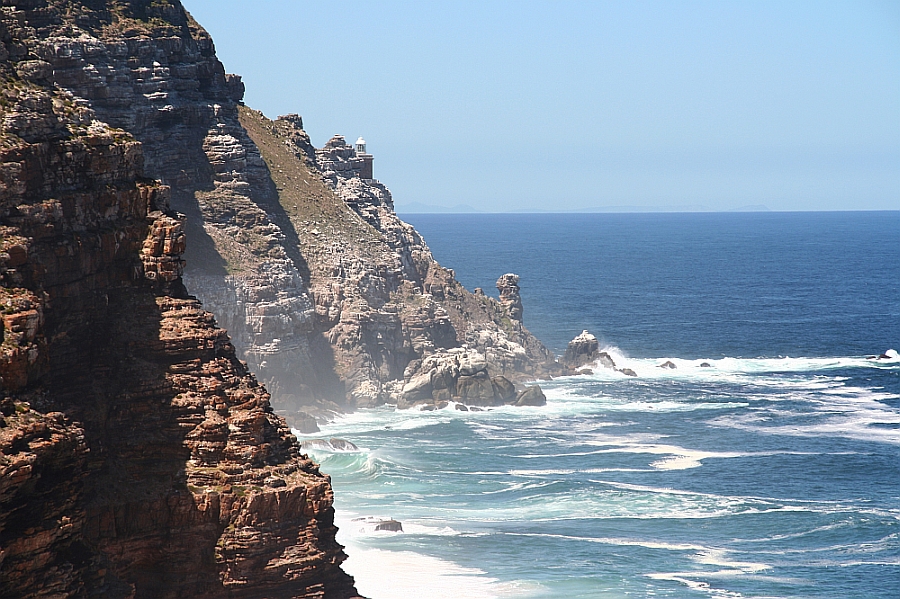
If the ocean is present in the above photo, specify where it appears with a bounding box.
[298,211,900,599]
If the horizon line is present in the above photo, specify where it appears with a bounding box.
[395,207,900,215]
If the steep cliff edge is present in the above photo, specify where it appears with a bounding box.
[16,0,558,418]
[5,0,560,425]
[235,109,559,414]
[0,5,360,598]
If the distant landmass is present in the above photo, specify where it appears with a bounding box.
[396,202,771,214]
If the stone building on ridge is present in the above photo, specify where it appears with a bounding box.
[316,134,373,180]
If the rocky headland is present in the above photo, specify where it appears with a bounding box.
[0,2,360,597]
[0,0,605,596]
[12,0,562,423]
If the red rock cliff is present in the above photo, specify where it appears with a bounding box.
[0,6,360,598]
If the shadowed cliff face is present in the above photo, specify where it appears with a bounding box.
[20,0,558,421]
[0,4,361,598]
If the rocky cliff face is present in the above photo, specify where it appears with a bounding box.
[20,0,559,421]
[235,109,560,415]
[0,4,360,597]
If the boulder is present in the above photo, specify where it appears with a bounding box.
[658,360,677,369]
[491,376,517,403]
[430,361,458,393]
[699,362,712,368]
[597,352,616,370]
[401,371,433,402]
[455,404,469,411]
[352,516,404,533]
[456,372,497,405]
[597,351,617,370]
[279,410,319,433]
[328,438,359,451]
[515,385,546,406]
[563,330,600,369]
[458,353,487,376]
[618,368,637,377]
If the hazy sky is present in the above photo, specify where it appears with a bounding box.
[183,0,899,212]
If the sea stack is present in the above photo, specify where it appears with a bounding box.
[497,273,525,321]
[564,330,602,368]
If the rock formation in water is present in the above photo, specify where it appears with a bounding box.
[0,3,360,597]
[9,0,559,421]
[564,330,602,368]
[562,330,637,376]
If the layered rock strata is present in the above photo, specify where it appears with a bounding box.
[0,10,359,597]
[19,0,558,417]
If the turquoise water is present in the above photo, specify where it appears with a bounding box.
[299,212,900,598]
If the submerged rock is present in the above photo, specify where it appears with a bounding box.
[870,349,899,360]
[280,410,320,433]
[300,438,360,452]
[351,516,404,533]
[375,520,404,532]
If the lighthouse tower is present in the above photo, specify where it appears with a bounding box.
[355,136,374,179]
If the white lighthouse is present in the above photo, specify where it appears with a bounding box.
[354,136,373,179]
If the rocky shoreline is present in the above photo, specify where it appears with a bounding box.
[0,1,613,597]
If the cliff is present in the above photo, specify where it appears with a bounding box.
[9,0,559,420]
[0,3,360,597]
[234,110,559,415]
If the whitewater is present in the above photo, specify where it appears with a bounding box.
[297,212,900,598]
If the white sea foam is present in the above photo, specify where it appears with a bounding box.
[645,572,747,598]
[708,385,900,445]
[556,352,900,391]
[340,546,512,599]
[334,511,540,599]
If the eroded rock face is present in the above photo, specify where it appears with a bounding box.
[236,109,560,411]
[396,348,535,409]
[496,273,524,321]
[0,13,359,598]
[29,0,560,417]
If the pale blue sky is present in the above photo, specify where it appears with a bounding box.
[183,0,899,212]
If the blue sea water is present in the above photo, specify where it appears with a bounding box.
[299,212,900,599]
